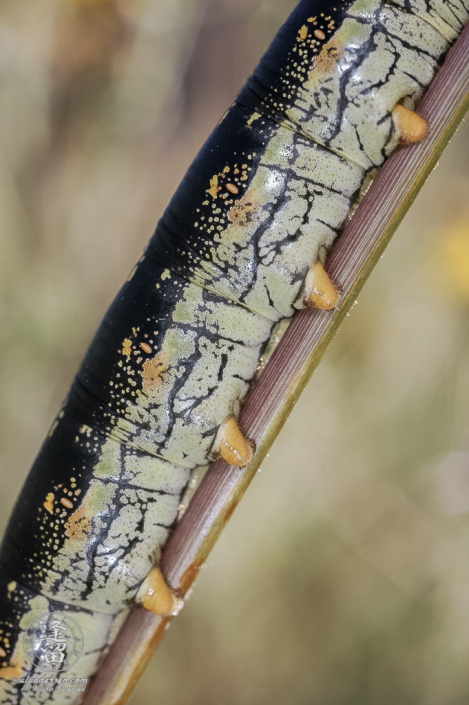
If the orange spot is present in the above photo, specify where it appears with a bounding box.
[61,498,73,509]
[0,647,6,658]
[314,29,326,40]
[142,352,168,393]
[315,38,342,74]
[44,493,54,514]
[65,503,92,541]
[122,338,132,356]
[140,342,152,354]
[226,183,238,195]
[228,198,256,227]
[299,25,308,40]
[0,665,23,680]
[207,175,219,198]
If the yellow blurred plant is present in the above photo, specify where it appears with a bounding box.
[431,219,469,303]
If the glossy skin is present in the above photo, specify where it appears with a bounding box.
[0,0,467,701]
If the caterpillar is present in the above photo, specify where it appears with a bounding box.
[0,0,467,702]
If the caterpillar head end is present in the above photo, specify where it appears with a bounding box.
[304,261,340,310]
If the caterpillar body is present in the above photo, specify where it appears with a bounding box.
[0,0,467,702]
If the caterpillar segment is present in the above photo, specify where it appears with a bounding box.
[0,0,467,701]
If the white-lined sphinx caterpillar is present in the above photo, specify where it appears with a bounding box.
[0,1,467,702]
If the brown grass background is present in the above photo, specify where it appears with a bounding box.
[1,1,469,703]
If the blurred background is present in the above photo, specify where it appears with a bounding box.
[0,0,469,703]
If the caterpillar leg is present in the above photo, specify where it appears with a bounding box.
[136,567,183,617]
[392,104,428,145]
[213,415,254,467]
[304,261,340,310]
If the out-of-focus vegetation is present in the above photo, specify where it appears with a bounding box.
[0,1,469,703]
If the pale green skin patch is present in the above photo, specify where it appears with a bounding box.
[390,0,469,41]
[0,588,118,704]
[284,0,450,168]
[39,434,191,613]
[193,127,364,321]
